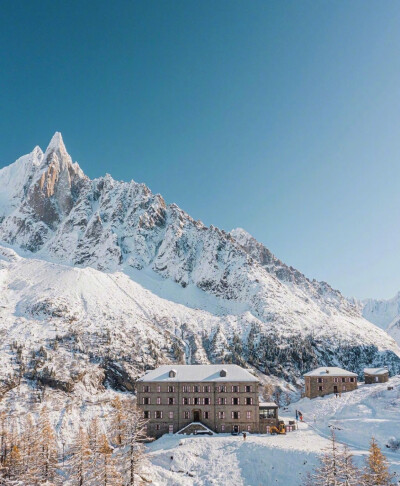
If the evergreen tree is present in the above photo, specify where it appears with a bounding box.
[363,437,394,486]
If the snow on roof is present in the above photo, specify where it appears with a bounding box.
[364,368,389,375]
[138,364,258,382]
[304,367,357,377]
[259,402,278,408]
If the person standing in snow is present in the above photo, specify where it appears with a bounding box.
[243,432,247,441]
[295,410,298,421]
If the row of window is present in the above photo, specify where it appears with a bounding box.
[318,385,347,392]
[316,377,355,384]
[144,410,252,420]
[141,385,254,393]
[142,396,254,405]
[152,424,253,433]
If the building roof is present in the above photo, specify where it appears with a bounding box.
[259,402,278,408]
[304,367,357,377]
[137,364,259,382]
[364,368,389,375]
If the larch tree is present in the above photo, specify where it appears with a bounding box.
[122,401,149,486]
[96,433,123,486]
[110,396,127,447]
[363,437,394,486]
[68,425,92,486]
[36,406,59,484]
[339,445,361,486]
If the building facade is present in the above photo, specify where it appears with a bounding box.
[137,364,278,438]
[364,368,389,384]
[304,367,358,399]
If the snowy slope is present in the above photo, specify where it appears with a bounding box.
[1,133,400,391]
[147,378,400,485]
[362,294,400,345]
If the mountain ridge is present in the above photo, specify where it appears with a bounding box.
[0,133,399,396]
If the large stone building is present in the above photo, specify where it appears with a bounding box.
[137,364,279,438]
[364,367,389,384]
[304,367,358,399]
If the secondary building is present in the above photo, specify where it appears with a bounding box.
[304,367,358,399]
[364,367,389,384]
[137,364,279,438]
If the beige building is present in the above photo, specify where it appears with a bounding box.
[137,364,279,438]
[364,367,389,384]
[304,367,358,399]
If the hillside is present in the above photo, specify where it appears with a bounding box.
[0,134,400,397]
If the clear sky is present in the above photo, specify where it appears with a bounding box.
[1,1,400,299]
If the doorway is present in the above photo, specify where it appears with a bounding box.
[233,425,239,433]
[193,410,200,422]
[333,385,338,394]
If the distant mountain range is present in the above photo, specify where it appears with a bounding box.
[0,133,399,399]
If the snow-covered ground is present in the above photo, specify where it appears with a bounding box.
[146,378,400,485]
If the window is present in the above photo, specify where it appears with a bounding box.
[342,385,346,391]
[231,385,239,393]
[157,397,161,405]
[182,385,188,392]
[232,397,239,405]
[183,397,189,405]
[221,425,225,432]
[204,385,211,392]
[184,411,190,419]
[168,397,174,405]
[219,411,225,419]
[232,411,240,420]
[334,378,338,383]
[144,411,149,419]
[204,397,210,405]
[247,425,251,432]
[157,385,161,392]
[318,386,323,391]
[143,397,150,405]
[218,385,226,393]
[350,377,355,383]
[143,385,150,392]
[194,385,200,393]
[194,397,200,405]
[246,411,251,419]
[168,385,175,393]
[341,378,346,383]
[156,424,160,431]
[155,411,163,419]
[169,411,174,419]
[218,397,227,405]
[169,425,173,434]
[259,408,276,419]
[203,411,209,419]
[317,378,323,383]
[245,385,252,393]
[245,397,252,405]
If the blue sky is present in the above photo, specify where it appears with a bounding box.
[1,0,400,299]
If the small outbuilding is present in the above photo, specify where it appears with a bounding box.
[364,367,389,384]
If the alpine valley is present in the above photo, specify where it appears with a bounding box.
[0,133,399,417]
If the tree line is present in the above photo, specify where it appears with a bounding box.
[0,396,149,485]
[303,430,396,486]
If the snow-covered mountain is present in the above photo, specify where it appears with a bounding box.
[362,294,400,346]
[1,133,400,398]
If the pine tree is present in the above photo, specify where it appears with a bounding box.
[68,425,92,486]
[121,402,149,486]
[363,437,394,486]
[4,445,23,481]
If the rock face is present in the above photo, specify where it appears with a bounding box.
[1,133,400,391]
[362,294,400,346]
